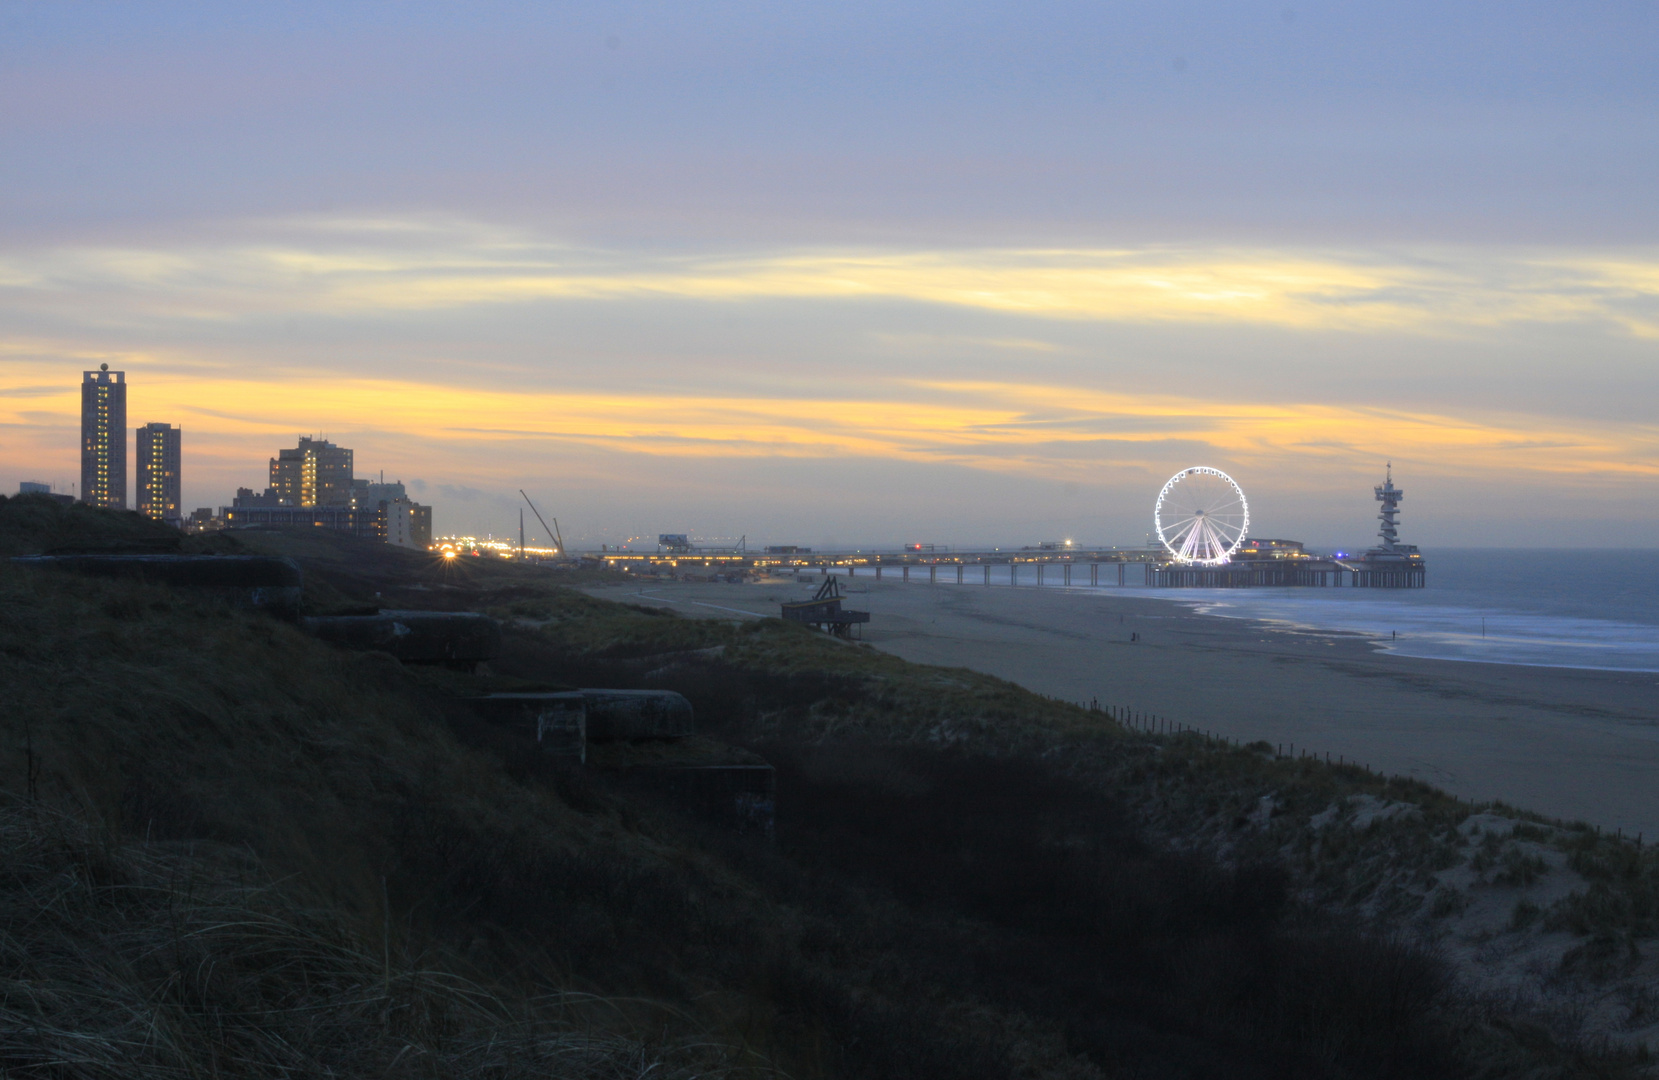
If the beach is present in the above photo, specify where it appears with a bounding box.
[581,575,1659,837]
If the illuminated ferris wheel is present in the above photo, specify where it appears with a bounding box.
[1154,467,1249,566]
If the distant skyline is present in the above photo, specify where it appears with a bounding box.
[2,2,1656,548]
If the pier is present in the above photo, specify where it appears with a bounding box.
[590,545,1154,578]
[578,466,1428,589]
[585,545,1424,589]
[1147,558,1425,588]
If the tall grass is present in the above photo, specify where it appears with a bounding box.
[0,804,747,1079]
[751,742,1460,1080]
[5,501,1650,1078]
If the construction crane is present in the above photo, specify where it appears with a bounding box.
[519,490,565,555]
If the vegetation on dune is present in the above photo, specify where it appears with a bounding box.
[0,494,194,557]
[0,805,737,1079]
[1,494,1655,1077]
[494,581,1659,1068]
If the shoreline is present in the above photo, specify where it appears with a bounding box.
[584,576,1659,837]
[1161,591,1659,675]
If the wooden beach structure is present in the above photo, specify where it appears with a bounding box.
[780,577,871,638]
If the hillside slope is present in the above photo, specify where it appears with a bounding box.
[0,495,1647,1079]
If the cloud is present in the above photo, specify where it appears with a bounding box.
[435,483,504,505]
[3,363,1649,491]
[3,218,1657,541]
[4,219,1659,337]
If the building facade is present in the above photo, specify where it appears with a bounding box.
[223,500,429,548]
[269,437,353,507]
[80,365,126,508]
[411,502,432,549]
[185,507,225,533]
[226,446,432,549]
[350,478,406,509]
[136,422,183,525]
[224,505,363,533]
[381,498,434,549]
[351,479,432,549]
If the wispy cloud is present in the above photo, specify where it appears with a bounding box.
[2,366,1650,486]
[3,219,1659,335]
[3,219,1657,539]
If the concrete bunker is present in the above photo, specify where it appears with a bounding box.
[466,687,772,833]
[578,689,695,740]
[468,692,587,761]
[11,553,304,614]
[301,610,502,667]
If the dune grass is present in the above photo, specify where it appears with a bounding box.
[2,495,1653,1077]
[0,805,742,1079]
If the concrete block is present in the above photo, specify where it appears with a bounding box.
[302,610,501,665]
[11,553,304,614]
[468,692,586,761]
[579,689,694,741]
[619,764,775,836]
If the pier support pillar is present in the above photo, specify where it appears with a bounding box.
[956,564,963,584]
[1119,563,1126,586]
[929,564,936,584]
[1090,563,1098,587]
[875,565,882,580]
[1011,564,1018,586]
[983,564,990,586]
[1036,564,1044,586]
[1064,563,1071,586]
[902,565,909,582]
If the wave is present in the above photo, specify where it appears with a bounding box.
[1154,591,1659,673]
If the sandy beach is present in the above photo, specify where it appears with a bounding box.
[581,575,1659,838]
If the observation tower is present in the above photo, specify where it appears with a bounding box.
[1365,463,1419,562]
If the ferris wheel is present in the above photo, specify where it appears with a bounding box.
[1155,467,1249,565]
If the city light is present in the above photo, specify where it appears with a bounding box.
[435,535,561,559]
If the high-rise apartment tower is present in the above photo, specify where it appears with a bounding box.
[269,437,354,507]
[136,422,183,525]
[80,365,127,508]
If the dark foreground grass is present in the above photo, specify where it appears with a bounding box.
[0,497,1649,1078]
[756,742,1456,1080]
[0,805,738,1079]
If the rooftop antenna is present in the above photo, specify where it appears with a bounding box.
[519,490,564,555]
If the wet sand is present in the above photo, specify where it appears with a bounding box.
[580,577,1659,837]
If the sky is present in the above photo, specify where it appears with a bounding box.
[1,1,1656,549]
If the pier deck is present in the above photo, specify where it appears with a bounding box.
[586,547,1425,589]
[1148,558,1425,588]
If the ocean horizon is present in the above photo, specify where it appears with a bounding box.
[832,549,1659,673]
[1121,548,1659,673]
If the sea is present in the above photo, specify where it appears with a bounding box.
[1119,549,1659,673]
[828,550,1659,672]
